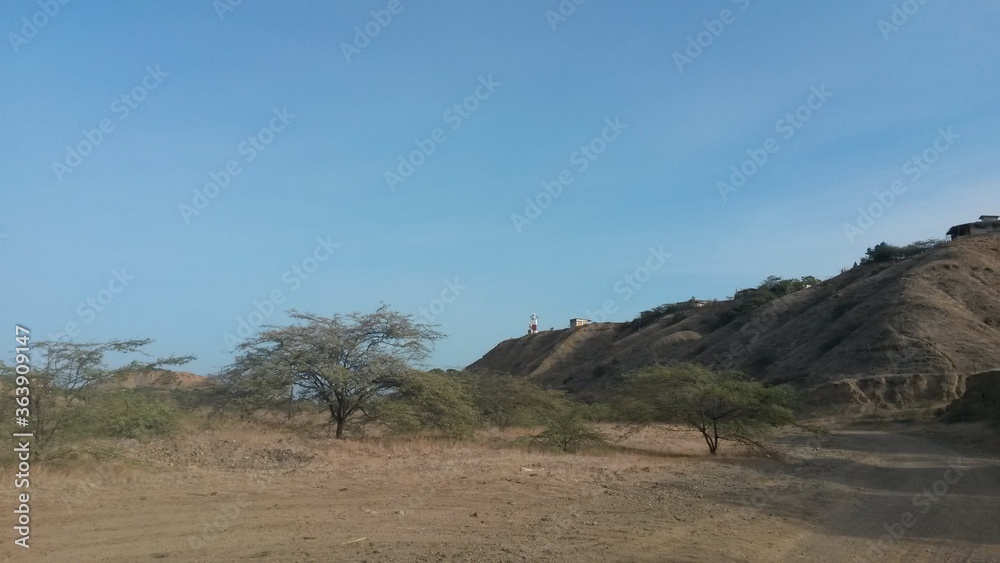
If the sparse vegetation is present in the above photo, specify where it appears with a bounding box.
[379,370,480,439]
[463,372,568,432]
[636,297,714,326]
[616,363,796,454]
[717,275,817,324]
[73,389,181,440]
[219,306,443,439]
[860,239,946,264]
[0,339,194,456]
[520,406,607,453]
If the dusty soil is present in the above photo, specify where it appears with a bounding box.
[4,421,999,562]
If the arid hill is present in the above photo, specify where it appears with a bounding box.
[103,369,217,390]
[469,235,1000,410]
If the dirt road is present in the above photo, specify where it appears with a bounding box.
[3,423,998,562]
[752,428,1000,562]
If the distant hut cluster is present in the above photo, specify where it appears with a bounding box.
[525,315,593,334]
[524,215,996,338]
[947,215,1000,240]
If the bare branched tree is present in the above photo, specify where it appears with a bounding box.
[221,305,444,438]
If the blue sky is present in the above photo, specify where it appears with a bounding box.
[2,0,998,375]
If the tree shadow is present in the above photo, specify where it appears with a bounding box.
[696,429,1000,548]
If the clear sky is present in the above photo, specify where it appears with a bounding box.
[2,1,998,375]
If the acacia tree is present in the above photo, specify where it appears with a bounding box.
[618,363,795,454]
[222,306,444,438]
[463,372,567,432]
[379,370,480,439]
[0,339,194,454]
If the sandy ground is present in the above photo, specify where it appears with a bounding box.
[3,422,999,562]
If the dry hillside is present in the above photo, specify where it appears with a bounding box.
[942,368,1000,423]
[469,235,1000,410]
[104,369,217,390]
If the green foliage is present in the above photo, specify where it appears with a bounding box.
[217,359,295,421]
[722,275,816,323]
[220,306,444,439]
[380,371,479,439]
[464,373,567,431]
[74,390,181,440]
[572,401,618,423]
[758,275,816,297]
[5,339,194,454]
[521,407,607,453]
[170,386,226,413]
[730,290,776,316]
[637,297,707,326]
[617,363,796,454]
[860,239,945,264]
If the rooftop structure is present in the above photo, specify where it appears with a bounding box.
[947,215,1000,240]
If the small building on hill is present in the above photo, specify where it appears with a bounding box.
[569,318,590,328]
[947,215,1000,240]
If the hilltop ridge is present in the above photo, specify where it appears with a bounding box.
[469,235,1000,410]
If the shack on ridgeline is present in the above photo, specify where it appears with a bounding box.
[947,215,1000,240]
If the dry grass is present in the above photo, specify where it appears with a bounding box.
[27,418,724,486]
[17,415,999,562]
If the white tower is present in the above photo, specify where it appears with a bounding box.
[529,313,538,334]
